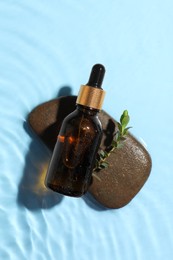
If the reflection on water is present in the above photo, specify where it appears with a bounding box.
[17,122,63,210]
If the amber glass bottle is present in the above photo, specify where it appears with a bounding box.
[45,64,106,197]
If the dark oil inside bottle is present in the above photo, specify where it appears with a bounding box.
[45,105,102,197]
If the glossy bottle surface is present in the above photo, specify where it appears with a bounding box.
[45,105,102,197]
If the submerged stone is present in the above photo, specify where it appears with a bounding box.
[28,96,152,209]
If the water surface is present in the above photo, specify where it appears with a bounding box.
[0,1,173,259]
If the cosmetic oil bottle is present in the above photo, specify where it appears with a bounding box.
[45,64,106,197]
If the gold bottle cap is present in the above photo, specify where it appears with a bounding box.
[76,85,106,110]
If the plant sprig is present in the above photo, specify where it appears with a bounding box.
[93,110,131,172]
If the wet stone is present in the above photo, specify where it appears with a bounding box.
[28,96,152,209]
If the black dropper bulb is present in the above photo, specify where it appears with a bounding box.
[86,64,105,89]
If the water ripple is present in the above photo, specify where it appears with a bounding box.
[0,1,172,260]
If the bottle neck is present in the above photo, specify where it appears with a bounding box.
[76,85,105,110]
[76,104,99,116]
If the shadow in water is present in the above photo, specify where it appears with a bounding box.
[57,86,72,97]
[17,123,64,210]
[83,193,109,211]
[17,86,72,210]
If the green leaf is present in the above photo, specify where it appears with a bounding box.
[120,110,130,129]
[119,136,126,141]
[122,115,130,128]
[120,110,128,120]
[99,150,105,156]
[100,162,109,168]
[116,143,124,149]
[104,151,109,157]
[93,109,132,173]
[123,126,132,135]
[99,150,105,159]
[117,123,122,132]
[115,131,120,141]
[112,140,118,147]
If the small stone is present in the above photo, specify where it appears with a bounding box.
[28,96,152,209]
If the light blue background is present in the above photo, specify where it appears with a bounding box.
[0,0,173,259]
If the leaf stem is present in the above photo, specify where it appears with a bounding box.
[93,110,132,172]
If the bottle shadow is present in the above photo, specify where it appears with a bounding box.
[17,123,64,210]
[17,86,72,210]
